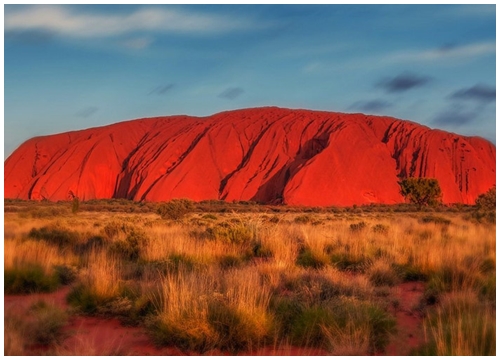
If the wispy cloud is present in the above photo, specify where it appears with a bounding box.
[218,87,244,100]
[450,5,496,18]
[386,41,495,63]
[433,107,480,127]
[449,84,495,103]
[350,99,392,113]
[377,73,431,93]
[148,84,175,95]
[75,106,98,118]
[120,36,154,49]
[5,5,262,38]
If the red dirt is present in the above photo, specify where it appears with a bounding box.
[382,281,426,356]
[5,282,427,356]
[5,107,495,206]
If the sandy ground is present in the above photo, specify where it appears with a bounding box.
[4,282,426,356]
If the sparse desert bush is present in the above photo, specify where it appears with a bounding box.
[149,267,272,353]
[28,225,80,248]
[349,221,367,232]
[294,215,312,224]
[296,248,327,269]
[203,222,255,245]
[475,186,496,210]
[108,228,149,261]
[416,291,495,355]
[368,260,399,287]
[67,250,123,314]
[28,300,68,345]
[3,206,495,356]
[5,263,60,294]
[372,224,389,234]
[420,215,451,225]
[157,199,194,220]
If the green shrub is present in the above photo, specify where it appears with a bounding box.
[330,253,372,272]
[103,221,132,240]
[203,223,254,245]
[368,267,398,287]
[218,255,243,270]
[53,264,78,285]
[147,315,219,353]
[250,241,273,258]
[67,285,101,314]
[207,300,272,352]
[420,215,451,225]
[294,215,312,224]
[5,264,60,294]
[157,199,194,220]
[74,235,107,255]
[372,224,389,235]
[392,263,428,282]
[415,293,495,355]
[108,229,148,261]
[349,222,367,232]
[476,187,496,210]
[296,249,327,269]
[167,253,196,272]
[28,301,68,345]
[28,226,80,248]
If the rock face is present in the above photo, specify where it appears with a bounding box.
[4,107,496,206]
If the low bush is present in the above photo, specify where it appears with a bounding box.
[294,215,312,224]
[108,229,148,261]
[420,216,451,225]
[28,301,68,345]
[349,222,367,232]
[218,254,244,270]
[28,226,80,248]
[330,253,372,272]
[203,222,254,245]
[415,292,495,355]
[372,224,389,235]
[53,264,78,285]
[368,261,399,287]
[296,249,327,269]
[5,264,60,294]
[157,199,194,220]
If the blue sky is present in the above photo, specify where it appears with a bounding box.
[4,4,496,158]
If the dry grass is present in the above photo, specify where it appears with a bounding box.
[4,208,495,355]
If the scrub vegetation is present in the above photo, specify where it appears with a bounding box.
[4,199,495,355]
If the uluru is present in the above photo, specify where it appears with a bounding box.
[4,107,495,206]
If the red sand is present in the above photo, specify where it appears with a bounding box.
[5,107,495,205]
[5,282,426,356]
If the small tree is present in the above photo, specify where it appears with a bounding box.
[476,186,496,210]
[71,197,80,214]
[398,178,442,207]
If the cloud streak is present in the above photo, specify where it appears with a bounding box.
[377,73,431,93]
[450,84,495,103]
[76,106,98,118]
[386,41,495,63]
[5,5,263,38]
[218,87,244,100]
[350,100,392,112]
[148,84,175,95]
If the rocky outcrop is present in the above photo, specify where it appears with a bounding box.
[4,107,496,206]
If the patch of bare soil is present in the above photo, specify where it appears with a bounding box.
[381,281,426,356]
[5,282,426,356]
